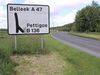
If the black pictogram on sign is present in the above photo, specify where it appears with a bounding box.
[14,12,24,33]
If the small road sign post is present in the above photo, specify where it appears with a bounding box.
[7,4,50,50]
[15,35,17,50]
[41,35,44,50]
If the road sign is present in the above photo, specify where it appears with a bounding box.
[7,4,50,34]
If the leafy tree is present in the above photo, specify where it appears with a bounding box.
[95,6,100,32]
[75,1,100,32]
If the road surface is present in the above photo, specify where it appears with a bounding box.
[51,32,100,57]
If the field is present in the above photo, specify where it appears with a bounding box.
[0,31,100,75]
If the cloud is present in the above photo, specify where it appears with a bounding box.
[0,6,7,28]
[0,0,14,28]
[51,10,77,27]
[0,6,4,16]
[0,0,14,5]
[83,0,100,4]
[24,0,94,14]
[24,0,96,27]
[0,0,99,28]
[0,17,7,28]
[0,6,6,17]
[0,0,14,16]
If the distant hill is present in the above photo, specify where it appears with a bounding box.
[51,22,75,32]
[0,29,7,31]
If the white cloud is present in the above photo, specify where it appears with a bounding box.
[51,10,77,27]
[0,6,6,17]
[0,6,4,16]
[0,17,7,28]
[0,7,7,29]
[83,0,100,4]
[24,0,95,27]
[24,0,94,14]
[0,0,14,28]
[0,0,99,28]
[0,0,14,5]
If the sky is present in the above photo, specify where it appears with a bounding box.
[0,0,100,28]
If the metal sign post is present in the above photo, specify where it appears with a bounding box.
[41,35,44,50]
[14,35,17,50]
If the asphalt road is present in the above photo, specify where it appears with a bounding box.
[51,32,100,57]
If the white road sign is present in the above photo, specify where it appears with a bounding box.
[7,4,50,34]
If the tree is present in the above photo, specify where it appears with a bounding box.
[95,6,100,32]
[75,6,90,32]
[75,1,100,32]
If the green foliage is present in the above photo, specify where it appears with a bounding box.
[0,31,15,75]
[51,1,100,33]
[65,23,74,31]
[51,26,66,31]
[0,50,16,75]
[95,6,100,32]
[51,23,74,32]
[71,23,76,31]
[75,1,100,32]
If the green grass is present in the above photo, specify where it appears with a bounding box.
[0,32,45,55]
[69,32,100,40]
[14,35,40,54]
[1,31,100,75]
[0,32,48,75]
[0,31,15,75]
[45,35,100,75]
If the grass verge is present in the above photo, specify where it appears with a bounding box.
[69,32,100,40]
[0,32,49,75]
[11,52,67,75]
[44,35,100,75]
[0,31,16,75]
[13,35,49,55]
[1,31,100,75]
